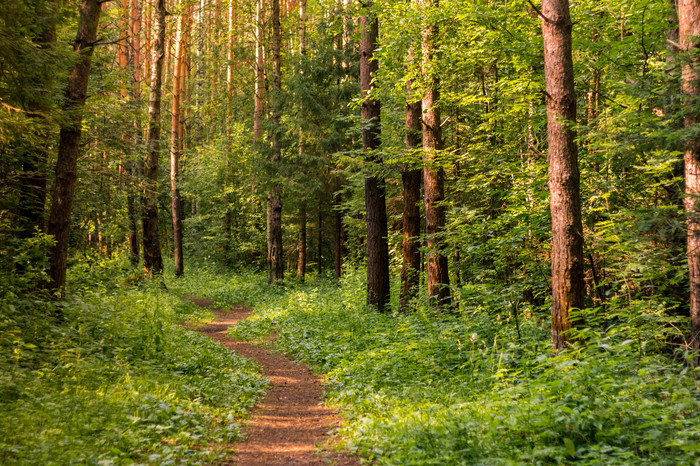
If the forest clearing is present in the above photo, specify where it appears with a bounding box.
[2,0,700,463]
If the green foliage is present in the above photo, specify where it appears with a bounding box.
[0,257,267,464]
[181,267,700,465]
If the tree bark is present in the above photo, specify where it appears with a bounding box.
[297,204,307,280]
[254,0,265,143]
[170,6,190,277]
[46,0,102,294]
[334,192,344,280]
[361,2,390,312]
[17,0,56,239]
[678,0,700,360]
[127,0,142,267]
[540,0,585,349]
[422,0,450,308]
[142,0,166,277]
[400,44,422,311]
[267,0,284,284]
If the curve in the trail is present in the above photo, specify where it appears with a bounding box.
[189,298,359,466]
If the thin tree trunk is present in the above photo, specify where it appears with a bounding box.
[318,207,323,275]
[18,0,56,239]
[142,0,166,277]
[334,192,344,280]
[297,204,307,280]
[678,0,700,360]
[400,42,422,311]
[361,2,390,312]
[254,0,265,143]
[540,0,585,349]
[422,0,450,308]
[46,0,102,294]
[127,0,142,267]
[267,0,284,284]
[170,6,189,277]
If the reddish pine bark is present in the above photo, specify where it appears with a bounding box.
[400,70,422,311]
[679,0,700,359]
[540,0,585,349]
[46,0,102,294]
[361,4,390,312]
[422,0,450,308]
[171,7,190,277]
[297,205,307,280]
[142,0,166,277]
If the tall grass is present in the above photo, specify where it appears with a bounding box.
[0,256,267,464]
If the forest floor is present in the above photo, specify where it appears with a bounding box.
[188,297,359,465]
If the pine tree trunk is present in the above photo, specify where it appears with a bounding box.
[46,0,102,294]
[540,0,585,349]
[18,0,56,238]
[422,0,450,308]
[253,0,265,143]
[267,0,284,284]
[678,0,700,360]
[142,0,166,277]
[400,45,422,311]
[171,7,189,277]
[297,204,307,280]
[334,192,344,280]
[127,0,142,267]
[361,3,390,312]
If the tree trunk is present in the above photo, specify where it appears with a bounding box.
[171,6,190,277]
[361,3,390,312]
[142,0,166,277]
[127,0,142,267]
[317,207,323,275]
[46,0,102,294]
[678,0,700,360]
[334,192,344,280]
[297,204,307,280]
[17,0,56,239]
[540,0,585,349]
[400,45,422,311]
[267,0,284,284]
[422,0,450,308]
[254,0,265,143]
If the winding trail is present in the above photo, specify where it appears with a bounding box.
[188,298,359,465]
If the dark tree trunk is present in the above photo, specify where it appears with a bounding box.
[170,8,189,277]
[422,0,450,308]
[142,0,166,277]
[317,208,323,275]
[46,0,102,294]
[400,74,422,311]
[540,0,585,349]
[334,193,344,280]
[361,2,390,312]
[127,0,141,267]
[17,1,56,238]
[297,204,307,280]
[267,0,284,284]
[679,0,700,360]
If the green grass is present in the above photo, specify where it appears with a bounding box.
[0,256,268,465]
[171,264,700,465]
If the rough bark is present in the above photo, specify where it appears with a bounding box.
[171,7,189,277]
[361,3,390,312]
[679,0,700,360]
[334,192,344,280]
[401,70,422,311]
[17,0,56,238]
[297,204,307,280]
[253,0,265,143]
[422,0,450,308]
[142,0,166,277]
[540,0,585,349]
[46,0,101,294]
[127,0,142,267]
[267,0,284,284]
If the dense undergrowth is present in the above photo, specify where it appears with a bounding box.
[170,264,700,465]
[0,255,267,465]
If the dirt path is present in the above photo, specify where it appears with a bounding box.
[188,298,359,465]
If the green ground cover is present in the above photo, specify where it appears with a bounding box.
[0,257,267,465]
[171,264,700,465]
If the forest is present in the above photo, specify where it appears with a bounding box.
[1,0,700,463]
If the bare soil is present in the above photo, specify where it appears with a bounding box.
[188,297,360,465]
